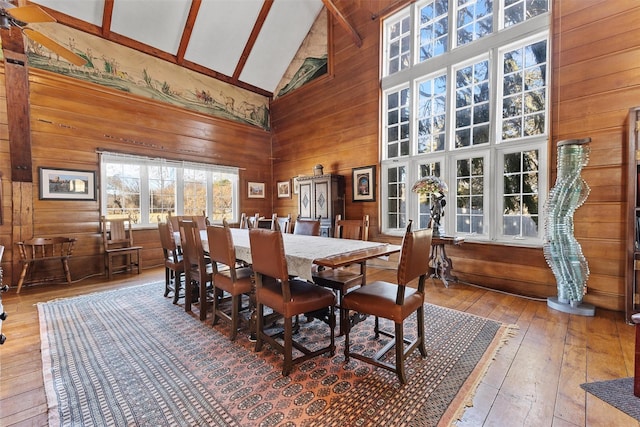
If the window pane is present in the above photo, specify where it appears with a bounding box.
[456,0,493,47]
[105,163,141,222]
[183,169,207,216]
[385,87,410,159]
[502,150,539,237]
[505,0,548,27]
[417,74,447,154]
[211,173,234,222]
[416,161,442,229]
[418,0,449,62]
[386,15,411,75]
[456,156,484,234]
[387,165,406,229]
[501,39,548,140]
[455,59,490,148]
[148,165,176,224]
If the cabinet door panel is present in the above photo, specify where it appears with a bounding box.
[314,181,329,219]
[299,182,313,219]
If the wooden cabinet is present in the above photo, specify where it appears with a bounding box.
[297,174,344,237]
[627,106,640,323]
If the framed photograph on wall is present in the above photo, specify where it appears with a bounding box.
[352,165,376,202]
[277,180,291,198]
[39,167,96,200]
[248,181,265,198]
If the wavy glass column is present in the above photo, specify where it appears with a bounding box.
[543,138,595,316]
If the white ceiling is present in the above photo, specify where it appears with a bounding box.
[30,0,325,95]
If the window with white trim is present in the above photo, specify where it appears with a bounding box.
[100,152,239,227]
[380,0,549,245]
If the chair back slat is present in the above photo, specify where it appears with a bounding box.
[335,214,370,241]
[249,228,289,282]
[207,223,236,268]
[396,221,433,287]
[293,215,321,236]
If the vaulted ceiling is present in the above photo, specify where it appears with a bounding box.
[28,0,332,97]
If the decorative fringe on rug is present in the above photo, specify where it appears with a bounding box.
[440,323,520,426]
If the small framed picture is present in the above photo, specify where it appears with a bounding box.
[39,167,97,200]
[352,165,376,202]
[277,180,291,198]
[248,182,265,198]
[293,176,300,195]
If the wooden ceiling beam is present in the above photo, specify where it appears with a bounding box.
[233,0,273,81]
[101,0,113,37]
[321,0,362,48]
[176,0,201,64]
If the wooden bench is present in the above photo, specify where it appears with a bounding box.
[16,237,76,293]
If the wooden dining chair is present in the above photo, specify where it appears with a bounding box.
[313,215,370,334]
[341,220,433,384]
[100,216,142,280]
[249,228,336,376]
[207,223,253,341]
[15,237,76,293]
[158,222,184,304]
[292,215,321,236]
[179,220,213,320]
[276,213,292,234]
[256,213,278,230]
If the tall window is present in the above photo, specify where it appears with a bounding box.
[101,152,239,227]
[381,0,549,245]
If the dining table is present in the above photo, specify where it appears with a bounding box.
[174,227,401,282]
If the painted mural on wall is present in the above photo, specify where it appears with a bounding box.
[274,9,328,99]
[20,23,270,130]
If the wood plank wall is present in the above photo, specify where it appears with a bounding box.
[271,0,640,312]
[0,0,638,312]
[0,68,272,287]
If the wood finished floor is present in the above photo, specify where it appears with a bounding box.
[0,266,637,426]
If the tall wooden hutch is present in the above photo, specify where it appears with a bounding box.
[296,174,344,237]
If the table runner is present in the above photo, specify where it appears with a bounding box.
[230,228,391,281]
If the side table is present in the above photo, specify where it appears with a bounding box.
[430,235,464,287]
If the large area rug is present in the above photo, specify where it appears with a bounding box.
[38,282,514,426]
[581,377,640,421]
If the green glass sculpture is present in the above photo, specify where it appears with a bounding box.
[543,137,595,316]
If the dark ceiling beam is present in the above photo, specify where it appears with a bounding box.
[1,25,33,182]
[233,0,273,81]
[176,0,201,64]
[321,0,361,48]
[36,3,272,97]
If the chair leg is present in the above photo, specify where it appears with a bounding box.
[211,287,220,326]
[164,267,171,297]
[395,322,407,384]
[62,259,72,285]
[16,263,29,294]
[230,294,240,341]
[343,307,351,363]
[417,306,427,357]
[255,303,264,352]
[172,271,183,304]
[283,316,293,376]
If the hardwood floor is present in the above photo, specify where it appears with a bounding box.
[0,266,637,426]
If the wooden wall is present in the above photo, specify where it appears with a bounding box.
[0,67,272,287]
[1,0,639,312]
[271,0,640,312]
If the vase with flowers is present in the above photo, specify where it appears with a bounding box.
[412,176,448,236]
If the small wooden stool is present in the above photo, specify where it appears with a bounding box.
[633,313,640,397]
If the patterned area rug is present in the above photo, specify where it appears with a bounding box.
[38,282,514,426]
[581,377,640,421]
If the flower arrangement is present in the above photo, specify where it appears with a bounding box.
[411,176,448,196]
